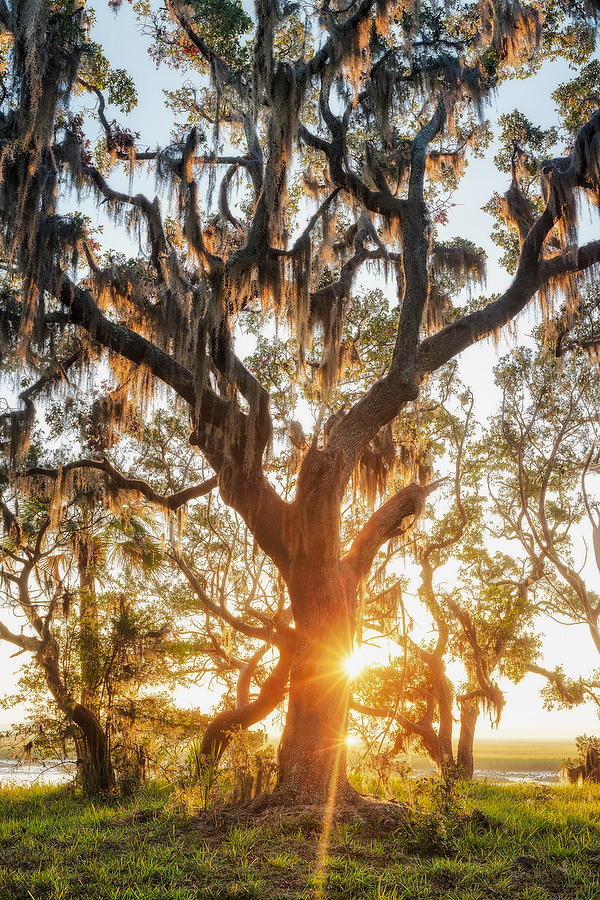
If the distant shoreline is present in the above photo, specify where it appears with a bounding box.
[0,737,579,774]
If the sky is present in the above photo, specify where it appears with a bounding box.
[1,2,600,743]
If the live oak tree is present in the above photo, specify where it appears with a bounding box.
[132,346,471,778]
[484,336,600,716]
[90,301,435,770]
[1,0,600,806]
[0,459,194,794]
[350,394,539,780]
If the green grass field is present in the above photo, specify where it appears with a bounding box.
[1,779,600,899]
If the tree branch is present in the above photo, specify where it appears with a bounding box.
[200,642,293,759]
[540,239,600,284]
[343,479,446,582]
[25,459,218,511]
[301,0,377,83]
[527,662,585,706]
[0,619,41,653]
[323,109,600,487]
[351,699,440,762]
[57,275,197,406]
[298,120,413,225]
[165,0,250,100]
[173,550,271,642]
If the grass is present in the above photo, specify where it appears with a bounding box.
[1,780,600,899]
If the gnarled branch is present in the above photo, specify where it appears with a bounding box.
[343,479,445,583]
[25,459,218,511]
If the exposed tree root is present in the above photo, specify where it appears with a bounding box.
[195,783,408,831]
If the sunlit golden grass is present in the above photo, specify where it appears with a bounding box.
[471,740,578,772]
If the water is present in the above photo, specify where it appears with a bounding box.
[411,767,560,785]
[474,769,559,785]
[0,759,76,787]
[0,761,560,788]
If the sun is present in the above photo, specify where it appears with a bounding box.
[343,645,373,679]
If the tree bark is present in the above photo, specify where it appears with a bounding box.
[276,557,355,803]
[427,653,456,778]
[71,702,115,796]
[74,539,115,793]
[201,644,293,759]
[457,699,479,779]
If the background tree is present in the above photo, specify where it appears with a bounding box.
[350,397,539,780]
[0,462,200,794]
[0,0,599,807]
[0,485,118,794]
[483,335,600,720]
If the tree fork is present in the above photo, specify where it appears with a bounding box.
[201,643,293,761]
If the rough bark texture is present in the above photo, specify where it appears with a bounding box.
[71,703,115,796]
[39,638,115,795]
[277,561,354,802]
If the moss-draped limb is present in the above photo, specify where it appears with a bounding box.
[25,460,218,511]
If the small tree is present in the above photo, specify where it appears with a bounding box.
[0,489,116,793]
[0,467,192,794]
[351,398,539,779]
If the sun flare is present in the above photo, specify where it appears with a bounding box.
[343,645,375,679]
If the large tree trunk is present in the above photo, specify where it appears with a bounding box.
[276,557,355,804]
[456,698,479,779]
